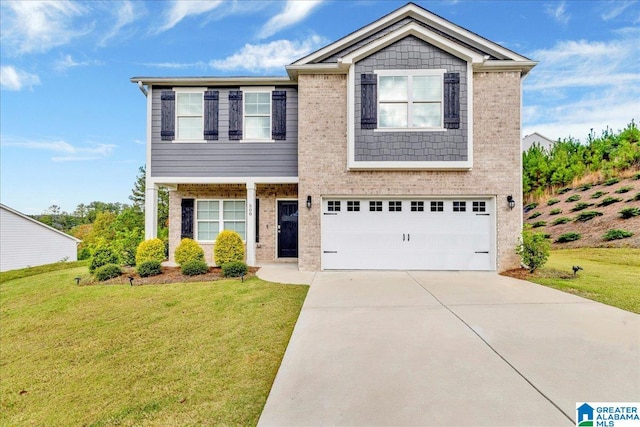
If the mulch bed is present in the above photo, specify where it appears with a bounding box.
[83,266,259,286]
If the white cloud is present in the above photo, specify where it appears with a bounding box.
[155,0,223,33]
[601,0,637,21]
[0,66,41,91]
[0,0,91,55]
[1,137,115,161]
[99,1,140,46]
[258,0,323,39]
[54,54,103,72]
[210,35,327,72]
[545,1,570,25]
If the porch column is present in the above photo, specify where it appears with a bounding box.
[145,184,158,239]
[246,182,256,266]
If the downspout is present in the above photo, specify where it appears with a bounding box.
[137,81,148,97]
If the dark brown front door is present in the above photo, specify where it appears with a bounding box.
[277,201,298,258]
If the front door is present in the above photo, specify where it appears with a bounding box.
[277,201,298,258]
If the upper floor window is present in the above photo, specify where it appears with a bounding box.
[176,91,203,140]
[378,70,444,129]
[244,91,271,140]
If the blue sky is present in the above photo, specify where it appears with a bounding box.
[1,0,639,215]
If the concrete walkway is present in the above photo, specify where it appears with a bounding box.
[257,269,640,427]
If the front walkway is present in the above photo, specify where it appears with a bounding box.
[257,269,640,426]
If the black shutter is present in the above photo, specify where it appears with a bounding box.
[444,73,460,129]
[181,199,194,239]
[272,91,286,140]
[229,91,243,140]
[361,74,377,129]
[255,198,260,243]
[161,90,175,140]
[204,90,219,140]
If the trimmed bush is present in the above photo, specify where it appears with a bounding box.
[552,217,572,225]
[136,238,165,265]
[558,187,572,194]
[221,261,248,278]
[174,238,205,266]
[570,202,593,212]
[181,260,208,276]
[136,260,162,277]
[214,230,244,266]
[590,191,607,199]
[597,197,622,207]
[516,230,550,273]
[532,221,547,228]
[549,208,562,215]
[556,232,581,243]
[620,207,640,219]
[547,198,560,205]
[578,183,593,191]
[94,263,122,281]
[603,229,634,241]
[604,177,620,186]
[574,211,603,222]
[615,186,633,194]
[528,212,542,219]
[565,194,581,202]
[90,247,119,273]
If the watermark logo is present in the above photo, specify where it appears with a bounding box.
[576,402,640,427]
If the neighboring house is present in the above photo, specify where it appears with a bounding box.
[0,204,80,272]
[522,132,555,152]
[132,3,536,272]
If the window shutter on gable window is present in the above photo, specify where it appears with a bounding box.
[229,91,243,140]
[204,90,219,140]
[361,74,377,129]
[181,199,194,239]
[272,90,286,140]
[443,73,460,129]
[161,90,175,140]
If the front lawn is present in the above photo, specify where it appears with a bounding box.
[0,265,308,426]
[523,248,640,314]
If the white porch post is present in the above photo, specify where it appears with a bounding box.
[246,182,256,266]
[145,184,158,239]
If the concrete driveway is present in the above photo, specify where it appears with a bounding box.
[257,270,640,426]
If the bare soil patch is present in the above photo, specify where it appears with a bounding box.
[83,266,259,286]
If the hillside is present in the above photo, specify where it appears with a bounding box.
[523,171,640,248]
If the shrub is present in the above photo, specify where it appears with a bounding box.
[532,221,547,228]
[136,260,162,277]
[604,177,620,186]
[565,194,581,202]
[633,173,640,180]
[90,247,119,273]
[174,238,205,266]
[214,230,244,266]
[578,183,593,191]
[620,207,640,219]
[603,229,634,241]
[628,193,640,202]
[136,238,165,265]
[549,208,562,215]
[77,248,91,261]
[570,202,593,212]
[528,212,542,219]
[597,197,622,207]
[221,261,248,278]
[516,230,550,273]
[181,260,208,276]
[574,211,603,222]
[524,202,538,210]
[552,217,572,225]
[556,232,581,243]
[547,198,560,205]
[615,186,633,194]
[94,263,122,281]
[558,187,572,194]
[590,191,607,199]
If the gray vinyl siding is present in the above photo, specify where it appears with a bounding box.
[354,36,468,162]
[150,87,298,177]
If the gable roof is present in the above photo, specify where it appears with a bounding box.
[287,2,536,78]
[0,203,81,243]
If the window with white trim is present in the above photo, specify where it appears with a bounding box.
[244,91,271,140]
[176,91,204,140]
[378,70,444,129]
[196,200,246,241]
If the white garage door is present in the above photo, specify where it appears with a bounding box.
[322,198,494,270]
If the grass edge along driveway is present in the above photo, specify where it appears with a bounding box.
[524,248,640,314]
[0,265,308,426]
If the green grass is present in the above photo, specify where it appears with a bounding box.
[1,266,308,426]
[527,248,640,313]
[0,260,88,283]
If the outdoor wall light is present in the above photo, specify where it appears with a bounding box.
[306,195,312,209]
[507,195,516,210]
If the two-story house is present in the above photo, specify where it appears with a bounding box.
[132,3,536,272]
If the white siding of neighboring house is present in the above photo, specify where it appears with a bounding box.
[0,205,80,272]
[522,132,555,152]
